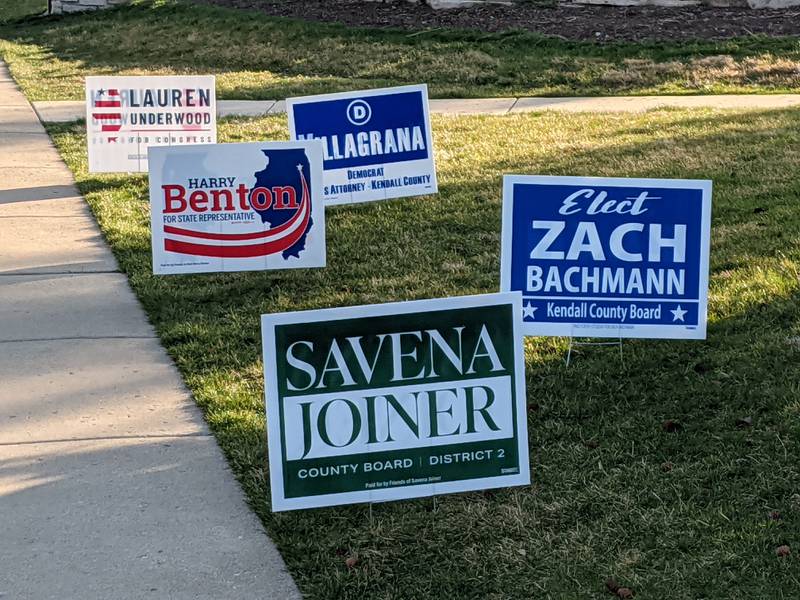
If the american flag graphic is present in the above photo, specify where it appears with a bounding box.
[91,88,122,134]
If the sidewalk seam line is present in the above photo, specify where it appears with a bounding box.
[0,130,48,135]
[0,271,121,275]
[0,335,158,343]
[0,433,213,447]
[0,165,71,170]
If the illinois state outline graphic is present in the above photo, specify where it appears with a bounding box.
[252,148,313,260]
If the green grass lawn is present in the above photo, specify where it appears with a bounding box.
[1,0,800,101]
[0,0,46,22]
[46,108,800,599]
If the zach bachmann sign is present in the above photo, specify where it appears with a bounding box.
[148,140,325,274]
[501,176,712,339]
[262,293,529,511]
[86,75,216,173]
[287,84,437,206]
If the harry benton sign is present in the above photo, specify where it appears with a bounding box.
[262,293,530,511]
[86,75,217,173]
[148,140,325,274]
[287,84,437,206]
[501,176,712,339]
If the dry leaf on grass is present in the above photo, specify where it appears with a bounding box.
[605,578,634,597]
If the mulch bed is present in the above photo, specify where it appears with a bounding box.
[192,0,800,43]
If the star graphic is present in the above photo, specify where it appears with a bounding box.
[522,302,537,320]
[97,88,105,96]
[670,305,687,322]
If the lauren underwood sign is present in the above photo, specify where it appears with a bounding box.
[501,176,712,339]
[86,75,217,173]
[262,293,530,511]
[148,141,325,275]
[287,84,438,206]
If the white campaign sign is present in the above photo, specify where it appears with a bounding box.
[86,75,217,173]
[148,140,326,275]
[262,292,530,511]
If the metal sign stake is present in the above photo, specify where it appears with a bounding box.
[565,335,624,367]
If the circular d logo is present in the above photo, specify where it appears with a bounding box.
[346,99,372,126]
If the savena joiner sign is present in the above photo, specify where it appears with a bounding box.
[262,293,530,511]
[86,75,217,173]
[287,84,438,206]
[501,176,712,339]
[148,140,325,274]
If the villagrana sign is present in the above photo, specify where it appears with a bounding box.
[500,175,712,339]
[287,84,438,206]
[262,293,530,511]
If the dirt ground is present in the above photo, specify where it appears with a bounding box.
[193,0,800,43]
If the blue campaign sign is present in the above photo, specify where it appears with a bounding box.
[500,176,712,339]
[287,85,438,206]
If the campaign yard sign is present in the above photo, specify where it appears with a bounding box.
[86,75,217,173]
[286,84,437,206]
[148,140,325,275]
[262,293,530,511]
[501,176,712,339]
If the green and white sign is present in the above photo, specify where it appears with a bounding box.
[262,292,530,511]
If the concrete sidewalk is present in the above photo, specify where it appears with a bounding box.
[33,93,800,122]
[0,63,300,600]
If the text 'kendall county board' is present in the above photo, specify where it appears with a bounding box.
[148,140,325,275]
[86,75,217,173]
[287,85,437,206]
[501,176,712,339]
[262,293,529,511]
